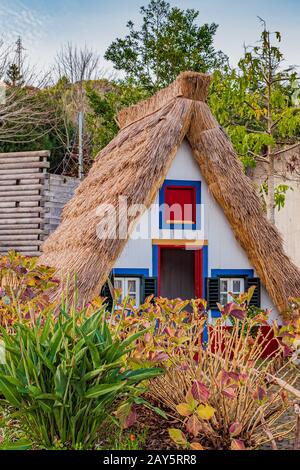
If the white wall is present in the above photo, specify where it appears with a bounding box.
[114,139,281,322]
[253,160,300,269]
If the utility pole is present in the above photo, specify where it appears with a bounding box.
[15,36,24,73]
[78,111,84,180]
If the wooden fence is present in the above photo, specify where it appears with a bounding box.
[0,151,79,257]
[0,150,50,256]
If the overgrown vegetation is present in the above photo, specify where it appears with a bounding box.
[0,253,299,450]
[0,298,162,449]
[0,251,57,330]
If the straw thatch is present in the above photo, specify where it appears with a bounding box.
[40,71,300,318]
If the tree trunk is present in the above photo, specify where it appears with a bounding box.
[267,149,275,224]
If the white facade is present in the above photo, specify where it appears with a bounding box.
[114,139,281,322]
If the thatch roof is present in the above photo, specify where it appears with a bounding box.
[40,72,300,318]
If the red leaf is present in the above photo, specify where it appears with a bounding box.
[230,308,246,320]
[254,386,267,402]
[222,387,237,399]
[229,422,243,437]
[231,439,246,450]
[191,381,210,403]
[124,406,138,429]
[186,415,202,438]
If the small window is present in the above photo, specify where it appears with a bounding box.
[164,186,196,224]
[219,278,245,305]
[114,277,141,307]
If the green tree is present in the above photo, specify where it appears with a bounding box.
[210,20,300,222]
[105,0,227,92]
[5,63,24,87]
[85,80,150,155]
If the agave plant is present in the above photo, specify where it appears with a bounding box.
[0,300,163,449]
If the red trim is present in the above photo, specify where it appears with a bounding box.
[157,245,202,298]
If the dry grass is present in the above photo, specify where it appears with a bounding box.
[149,318,298,450]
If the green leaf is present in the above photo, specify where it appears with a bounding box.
[85,382,125,399]
[54,363,68,399]
[0,440,32,450]
[0,377,21,406]
[118,368,164,383]
[168,428,187,446]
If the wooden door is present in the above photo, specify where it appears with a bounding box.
[160,248,195,300]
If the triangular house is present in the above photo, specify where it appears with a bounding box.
[40,72,300,320]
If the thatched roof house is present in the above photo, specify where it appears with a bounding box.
[40,72,300,319]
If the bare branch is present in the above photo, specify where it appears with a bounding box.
[54,43,102,85]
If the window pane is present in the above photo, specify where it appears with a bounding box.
[114,279,122,290]
[114,278,123,304]
[127,280,137,293]
[220,293,228,305]
[220,279,228,293]
[232,279,242,293]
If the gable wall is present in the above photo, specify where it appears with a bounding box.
[114,140,281,322]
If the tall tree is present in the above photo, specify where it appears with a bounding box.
[105,0,227,92]
[210,20,300,222]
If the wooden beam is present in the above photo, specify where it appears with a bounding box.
[0,240,43,246]
[0,218,43,224]
[0,234,39,241]
[0,207,45,214]
[0,184,43,191]
[0,168,40,175]
[0,228,43,235]
[0,151,50,158]
[0,161,49,170]
[0,195,42,202]
[0,202,16,208]
[0,190,40,197]
[0,156,42,164]
[0,224,40,230]
[0,173,46,180]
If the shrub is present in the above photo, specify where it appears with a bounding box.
[0,300,163,449]
[149,304,297,450]
[106,296,207,368]
[0,251,57,330]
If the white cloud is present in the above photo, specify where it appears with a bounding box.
[0,0,50,47]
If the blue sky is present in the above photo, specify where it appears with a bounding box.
[0,0,299,75]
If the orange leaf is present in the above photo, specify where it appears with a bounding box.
[190,442,204,450]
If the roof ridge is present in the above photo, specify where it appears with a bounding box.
[117,72,211,129]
